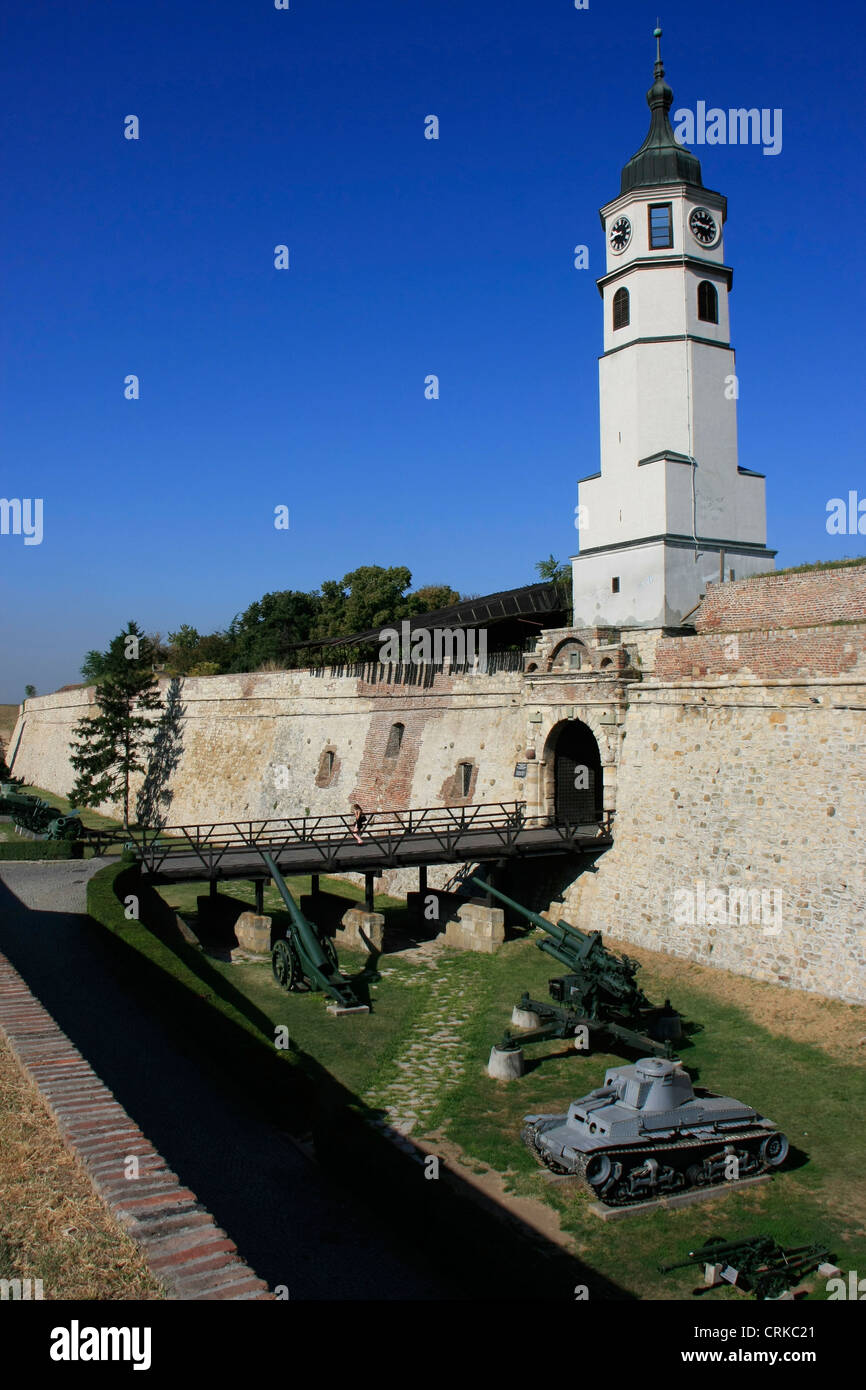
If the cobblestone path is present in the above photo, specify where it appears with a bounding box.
[363,944,472,1137]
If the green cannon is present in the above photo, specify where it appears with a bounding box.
[471,876,683,1061]
[0,786,82,841]
[659,1234,835,1300]
[261,852,371,1015]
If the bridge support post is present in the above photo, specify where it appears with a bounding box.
[311,874,320,898]
[209,878,218,900]
[418,865,427,896]
[254,879,264,915]
[364,873,375,914]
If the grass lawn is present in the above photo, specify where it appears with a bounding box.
[154,873,866,1302]
[421,936,866,1302]
[16,785,123,833]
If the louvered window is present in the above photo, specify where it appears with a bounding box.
[613,287,630,330]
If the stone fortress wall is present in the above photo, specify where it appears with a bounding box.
[7,568,866,1003]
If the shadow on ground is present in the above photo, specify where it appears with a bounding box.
[0,872,632,1302]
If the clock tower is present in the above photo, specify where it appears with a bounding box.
[572,29,775,628]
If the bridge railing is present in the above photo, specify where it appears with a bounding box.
[77,802,612,865]
[130,800,530,856]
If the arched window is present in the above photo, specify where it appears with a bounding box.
[385,722,404,758]
[697,280,718,324]
[613,287,630,330]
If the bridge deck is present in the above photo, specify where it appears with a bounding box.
[116,803,611,883]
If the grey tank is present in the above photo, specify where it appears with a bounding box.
[522,1057,789,1206]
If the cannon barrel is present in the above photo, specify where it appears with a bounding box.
[469,876,589,945]
[660,1235,778,1272]
[261,852,333,974]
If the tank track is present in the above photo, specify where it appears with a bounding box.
[522,1124,785,1206]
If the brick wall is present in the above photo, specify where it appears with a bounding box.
[694,566,866,633]
[655,622,866,681]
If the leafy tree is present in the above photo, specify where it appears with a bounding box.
[535,555,571,585]
[23,684,36,699]
[69,621,163,830]
[194,631,233,671]
[165,625,202,676]
[165,626,234,676]
[146,632,169,670]
[228,590,321,672]
[406,584,461,615]
[314,565,414,641]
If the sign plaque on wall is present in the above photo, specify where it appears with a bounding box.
[514,763,528,778]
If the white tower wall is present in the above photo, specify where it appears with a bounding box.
[572,45,774,628]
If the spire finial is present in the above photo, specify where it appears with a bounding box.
[653,22,663,78]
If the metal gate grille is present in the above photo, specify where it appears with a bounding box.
[554,724,602,823]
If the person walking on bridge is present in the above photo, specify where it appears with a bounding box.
[351,802,368,845]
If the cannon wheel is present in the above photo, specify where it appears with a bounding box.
[321,934,339,973]
[272,939,304,992]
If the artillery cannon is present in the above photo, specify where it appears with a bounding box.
[0,786,82,841]
[261,852,371,1015]
[471,877,683,1064]
[660,1233,835,1300]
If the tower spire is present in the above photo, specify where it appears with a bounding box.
[618,26,703,195]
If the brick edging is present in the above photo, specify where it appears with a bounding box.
[0,951,273,1300]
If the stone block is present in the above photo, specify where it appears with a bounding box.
[488,1045,525,1079]
[444,902,505,954]
[336,908,384,952]
[234,912,273,955]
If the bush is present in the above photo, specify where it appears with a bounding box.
[0,840,81,861]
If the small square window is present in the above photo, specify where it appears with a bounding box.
[385,723,404,758]
[611,576,620,594]
[648,203,673,249]
[459,763,472,796]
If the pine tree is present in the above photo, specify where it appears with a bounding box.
[69,622,163,830]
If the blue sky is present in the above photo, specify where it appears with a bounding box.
[1,0,863,701]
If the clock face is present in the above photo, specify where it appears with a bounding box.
[689,206,719,247]
[609,215,632,254]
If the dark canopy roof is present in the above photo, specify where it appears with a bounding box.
[291,580,568,651]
